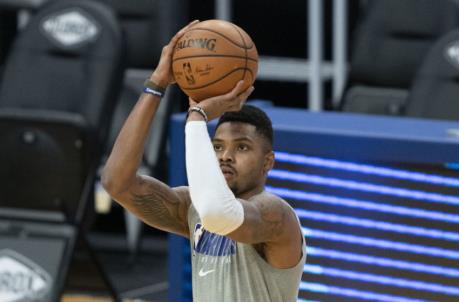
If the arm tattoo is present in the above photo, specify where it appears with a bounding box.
[129,177,190,236]
[251,200,286,242]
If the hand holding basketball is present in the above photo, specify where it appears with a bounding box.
[150,20,200,89]
[188,81,254,122]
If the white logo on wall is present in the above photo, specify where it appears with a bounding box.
[0,249,52,302]
[41,8,100,48]
[445,40,459,70]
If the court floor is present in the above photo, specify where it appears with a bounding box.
[64,232,169,302]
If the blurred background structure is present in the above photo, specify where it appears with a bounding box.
[1,0,459,302]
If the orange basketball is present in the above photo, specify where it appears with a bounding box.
[172,19,258,102]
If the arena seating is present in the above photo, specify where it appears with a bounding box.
[0,0,124,300]
[92,0,188,256]
[340,0,459,115]
[0,0,124,220]
[406,28,459,120]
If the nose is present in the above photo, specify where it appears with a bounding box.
[219,148,234,163]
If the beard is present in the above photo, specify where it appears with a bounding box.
[229,183,239,195]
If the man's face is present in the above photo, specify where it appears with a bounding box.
[212,122,274,198]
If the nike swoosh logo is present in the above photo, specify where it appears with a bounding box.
[198,268,215,277]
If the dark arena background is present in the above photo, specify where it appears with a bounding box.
[1,1,459,302]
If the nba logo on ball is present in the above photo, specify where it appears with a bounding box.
[172,19,258,102]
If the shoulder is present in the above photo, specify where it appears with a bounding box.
[247,190,280,203]
[244,191,301,240]
[249,190,287,204]
[246,191,304,268]
[247,191,296,217]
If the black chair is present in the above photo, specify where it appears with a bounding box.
[96,0,188,68]
[340,0,459,115]
[406,29,459,120]
[93,0,188,256]
[0,0,124,300]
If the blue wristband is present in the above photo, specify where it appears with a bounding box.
[143,87,163,97]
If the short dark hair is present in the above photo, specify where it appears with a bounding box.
[216,105,273,149]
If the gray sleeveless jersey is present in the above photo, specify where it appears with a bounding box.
[188,202,306,302]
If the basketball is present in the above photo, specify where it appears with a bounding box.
[172,19,258,102]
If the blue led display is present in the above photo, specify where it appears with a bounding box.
[268,152,459,302]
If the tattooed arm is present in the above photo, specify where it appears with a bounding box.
[101,85,192,237]
[110,175,191,238]
[102,21,199,238]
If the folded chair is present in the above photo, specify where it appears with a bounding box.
[0,0,124,300]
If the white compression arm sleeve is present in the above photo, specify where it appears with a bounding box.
[185,121,244,235]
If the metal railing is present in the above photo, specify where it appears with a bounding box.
[215,0,348,111]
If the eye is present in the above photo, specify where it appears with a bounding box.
[213,144,223,151]
[238,144,249,151]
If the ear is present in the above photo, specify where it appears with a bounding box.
[263,151,275,175]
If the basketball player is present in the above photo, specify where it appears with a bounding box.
[102,20,306,301]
